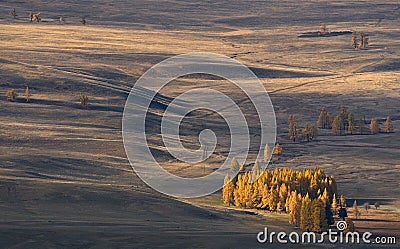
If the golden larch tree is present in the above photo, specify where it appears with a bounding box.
[370,118,380,134]
[384,116,394,133]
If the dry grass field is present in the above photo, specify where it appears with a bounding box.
[0,0,399,248]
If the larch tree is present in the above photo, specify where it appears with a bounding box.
[359,32,367,49]
[222,174,234,206]
[252,160,261,181]
[11,8,17,19]
[353,200,359,219]
[363,202,370,212]
[317,107,330,129]
[331,193,338,215]
[260,184,269,209]
[288,115,299,142]
[302,123,318,142]
[273,143,283,155]
[277,201,283,213]
[230,158,240,172]
[6,89,17,102]
[268,186,279,212]
[332,116,341,135]
[300,194,313,231]
[339,195,347,208]
[358,118,366,135]
[80,94,89,108]
[25,86,30,103]
[370,118,380,134]
[339,106,348,132]
[312,199,328,232]
[263,144,270,163]
[348,113,355,135]
[384,116,394,133]
[351,31,358,48]
[289,191,301,227]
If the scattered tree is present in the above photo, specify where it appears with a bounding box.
[351,31,358,48]
[358,118,366,135]
[384,116,394,133]
[230,158,240,172]
[80,17,86,25]
[302,123,318,142]
[79,94,89,108]
[11,8,17,19]
[339,195,347,208]
[317,107,330,129]
[320,23,328,34]
[374,202,380,210]
[29,11,34,22]
[363,202,370,212]
[263,144,270,163]
[359,32,365,49]
[331,193,338,215]
[353,200,359,219]
[273,143,283,155]
[6,89,17,101]
[25,86,30,102]
[332,116,341,135]
[288,115,299,142]
[339,106,348,132]
[359,32,368,49]
[251,160,261,181]
[348,113,355,134]
[370,118,380,134]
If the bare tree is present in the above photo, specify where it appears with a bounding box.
[11,8,17,19]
